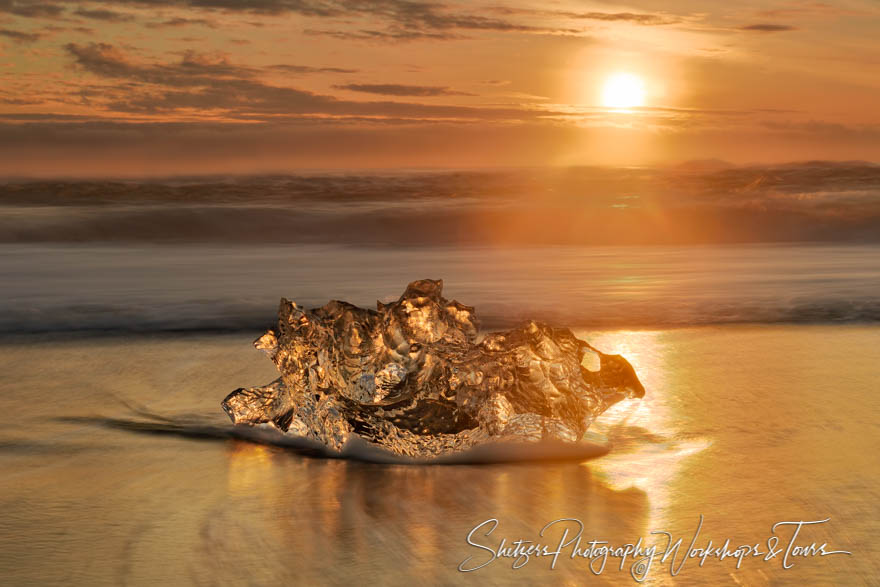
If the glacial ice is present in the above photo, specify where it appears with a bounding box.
[222,279,645,458]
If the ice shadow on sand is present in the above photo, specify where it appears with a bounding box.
[55,405,620,465]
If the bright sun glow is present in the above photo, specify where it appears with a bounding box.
[601,72,646,109]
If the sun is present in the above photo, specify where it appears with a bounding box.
[601,73,646,109]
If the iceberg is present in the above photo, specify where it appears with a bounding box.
[222,279,645,458]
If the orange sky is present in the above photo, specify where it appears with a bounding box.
[0,0,878,175]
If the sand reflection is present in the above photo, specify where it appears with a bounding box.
[220,437,651,582]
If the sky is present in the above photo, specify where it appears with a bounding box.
[0,0,878,175]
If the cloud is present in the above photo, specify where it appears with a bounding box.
[303,27,464,42]
[0,96,44,105]
[145,17,217,28]
[334,83,474,96]
[0,28,40,42]
[360,5,577,34]
[756,3,862,18]
[1,114,879,177]
[1,0,591,42]
[269,64,358,74]
[738,23,798,32]
[492,7,679,26]
[564,11,678,25]
[0,118,573,176]
[74,7,135,22]
[0,0,65,18]
[67,43,258,83]
[63,42,541,120]
[81,0,583,40]
[67,43,357,83]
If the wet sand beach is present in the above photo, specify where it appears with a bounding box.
[1,325,876,585]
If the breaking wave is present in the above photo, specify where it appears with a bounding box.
[2,295,880,333]
[1,162,880,246]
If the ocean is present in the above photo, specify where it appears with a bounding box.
[1,165,878,584]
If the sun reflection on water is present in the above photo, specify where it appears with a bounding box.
[227,442,276,496]
[579,329,712,534]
